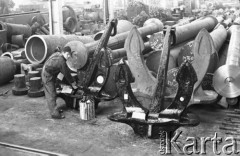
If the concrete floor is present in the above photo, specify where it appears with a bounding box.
[0,81,240,156]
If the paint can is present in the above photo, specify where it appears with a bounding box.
[79,96,95,120]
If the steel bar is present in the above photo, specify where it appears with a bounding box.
[213,25,240,98]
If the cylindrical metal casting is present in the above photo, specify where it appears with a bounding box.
[25,35,94,64]
[0,56,16,85]
[210,24,227,52]
[218,43,229,67]
[111,42,152,62]
[213,25,240,98]
[85,18,164,57]
[173,16,218,45]
[0,22,32,38]
[29,77,42,92]
[11,34,26,48]
[146,51,176,75]
[28,77,44,97]
[12,74,28,95]
[145,41,188,75]
[93,20,134,40]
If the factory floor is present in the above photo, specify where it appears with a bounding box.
[0,82,239,156]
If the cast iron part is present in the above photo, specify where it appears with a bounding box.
[108,26,200,139]
[77,19,118,99]
[108,60,199,139]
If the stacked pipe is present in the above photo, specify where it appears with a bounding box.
[172,16,218,45]
[144,16,218,76]
[25,35,94,64]
[213,25,240,98]
[178,24,227,73]
[93,20,134,41]
[0,22,33,49]
[25,18,163,67]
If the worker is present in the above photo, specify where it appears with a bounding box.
[42,46,78,119]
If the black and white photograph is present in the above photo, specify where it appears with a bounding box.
[0,0,240,155]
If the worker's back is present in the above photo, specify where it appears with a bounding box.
[43,52,65,76]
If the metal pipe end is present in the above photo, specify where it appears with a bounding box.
[1,52,13,59]
[213,65,240,98]
[25,35,47,64]
[93,31,103,41]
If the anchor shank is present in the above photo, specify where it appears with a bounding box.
[150,26,172,113]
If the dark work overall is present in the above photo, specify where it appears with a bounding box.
[41,52,74,116]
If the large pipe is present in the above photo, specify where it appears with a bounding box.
[111,42,151,61]
[0,56,16,85]
[218,43,229,67]
[25,18,163,65]
[213,25,240,98]
[0,22,32,38]
[11,34,26,48]
[93,20,134,40]
[210,25,227,52]
[25,35,94,64]
[85,18,163,57]
[146,41,189,75]
[173,16,218,45]
[178,25,227,73]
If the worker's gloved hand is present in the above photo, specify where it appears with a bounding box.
[72,85,78,90]
[71,82,78,90]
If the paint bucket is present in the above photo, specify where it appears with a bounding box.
[79,96,95,120]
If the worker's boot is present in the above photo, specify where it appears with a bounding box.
[51,109,65,119]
